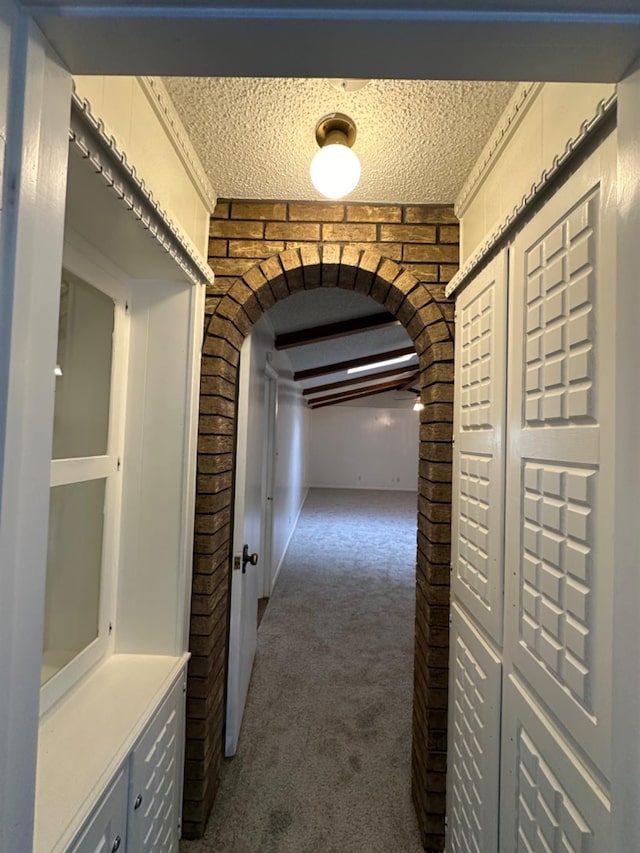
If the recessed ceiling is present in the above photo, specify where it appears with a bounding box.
[162,77,518,203]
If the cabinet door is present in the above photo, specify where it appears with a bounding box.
[127,675,185,852]
[500,132,616,849]
[447,604,502,853]
[68,765,128,853]
[447,249,508,852]
[451,250,508,645]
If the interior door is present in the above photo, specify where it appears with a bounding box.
[447,249,508,853]
[225,334,262,756]
[500,131,616,850]
[448,132,616,851]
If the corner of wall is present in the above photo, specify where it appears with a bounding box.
[455,81,616,263]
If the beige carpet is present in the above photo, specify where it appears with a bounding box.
[181,487,425,853]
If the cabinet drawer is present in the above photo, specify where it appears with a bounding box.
[68,765,128,853]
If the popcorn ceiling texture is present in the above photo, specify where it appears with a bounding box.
[162,77,517,203]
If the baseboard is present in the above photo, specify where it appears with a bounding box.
[271,487,309,593]
[307,484,418,492]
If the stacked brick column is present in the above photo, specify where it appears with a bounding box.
[183,200,458,853]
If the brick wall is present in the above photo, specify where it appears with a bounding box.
[206,200,458,306]
[184,199,458,852]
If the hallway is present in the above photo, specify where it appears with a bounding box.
[182,487,424,853]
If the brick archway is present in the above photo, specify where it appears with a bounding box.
[185,244,454,852]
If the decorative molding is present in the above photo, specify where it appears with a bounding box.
[69,90,214,287]
[446,91,617,299]
[455,82,543,218]
[138,76,218,212]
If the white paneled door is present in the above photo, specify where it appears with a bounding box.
[448,131,616,851]
[500,132,616,850]
[447,249,508,853]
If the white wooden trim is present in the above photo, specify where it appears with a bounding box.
[69,91,214,287]
[455,82,542,218]
[50,456,113,486]
[0,16,71,851]
[177,281,205,654]
[137,76,217,212]
[611,61,640,853]
[446,90,618,299]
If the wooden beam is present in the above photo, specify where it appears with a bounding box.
[398,370,420,391]
[293,346,416,382]
[275,312,399,350]
[308,377,407,406]
[310,382,409,409]
[307,379,399,406]
[302,365,416,397]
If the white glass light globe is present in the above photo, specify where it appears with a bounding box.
[310,142,361,199]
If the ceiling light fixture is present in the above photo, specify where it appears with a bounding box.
[413,396,424,412]
[347,354,412,375]
[310,112,361,200]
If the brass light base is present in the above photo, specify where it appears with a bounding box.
[315,113,357,148]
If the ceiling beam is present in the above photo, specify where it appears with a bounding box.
[31,6,640,83]
[309,376,408,405]
[310,381,409,409]
[275,312,399,350]
[302,365,416,397]
[294,346,416,382]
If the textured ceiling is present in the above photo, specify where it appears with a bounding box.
[162,77,517,203]
[161,76,517,408]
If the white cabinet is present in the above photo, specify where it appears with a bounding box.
[448,132,616,851]
[68,670,185,853]
[127,674,184,852]
[69,766,128,853]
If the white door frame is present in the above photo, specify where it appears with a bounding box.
[0,10,71,849]
[3,3,640,849]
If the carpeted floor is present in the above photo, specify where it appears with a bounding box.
[181,487,425,853]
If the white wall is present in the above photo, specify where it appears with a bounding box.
[270,352,309,581]
[239,316,309,592]
[457,82,616,262]
[308,405,419,491]
[73,75,214,255]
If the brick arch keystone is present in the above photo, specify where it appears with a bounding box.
[186,244,454,853]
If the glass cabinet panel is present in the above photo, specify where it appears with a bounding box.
[42,478,107,685]
[42,270,118,691]
[52,271,114,460]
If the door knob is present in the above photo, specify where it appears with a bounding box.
[242,544,258,573]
